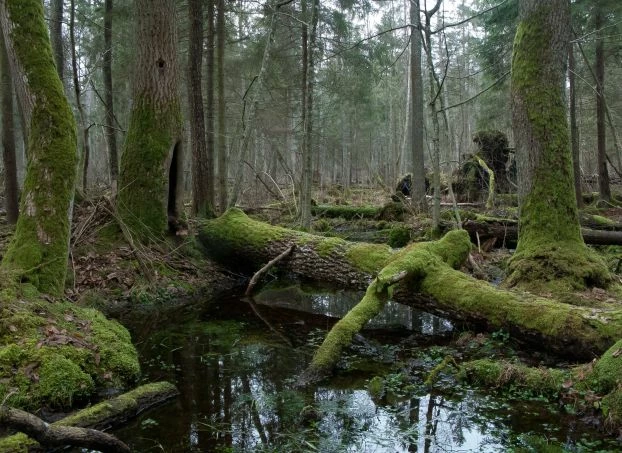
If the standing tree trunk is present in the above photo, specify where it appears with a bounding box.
[117,0,184,240]
[70,0,91,191]
[49,0,64,80]
[568,45,582,208]
[422,1,442,230]
[0,28,18,224]
[299,0,318,229]
[203,0,216,216]
[188,0,210,217]
[508,0,610,290]
[216,0,227,213]
[0,0,78,294]
[410,0,427,211]
[103,0,118,192]
[594,6,610,202]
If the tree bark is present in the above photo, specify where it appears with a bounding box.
[422,1,442,229]
[117,0,184,240]
[0,382,178,451]
[0,27,18,224]
[595,6,610,202]
[216,0,227,213]
[199,209,620,360]
[188,0,210,216]
[568,45,582,208]
[70,0,91,191]
[460,219,622,247]
[204,0,216,215]
[49,0,64,80]
[0,406,130,453]
[103,0,118,192]
[508,0,610,289]
[410,0,427,211]
[0,0,78,295]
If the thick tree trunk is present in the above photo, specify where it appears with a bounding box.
[216,0,227,213]
[117,0,184,240]
[103,0,118,192]
[199,210,620,360]
[0,28,18,224]
[0,0,78,295]
[508,0,610,290]
[188,0,210,217]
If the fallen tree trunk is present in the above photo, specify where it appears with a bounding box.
[0,381,178,451]
[461,219,622,247]
[0,407,129,453]
[199,209,621,362]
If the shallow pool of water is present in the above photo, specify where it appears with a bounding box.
[113,284,620,452]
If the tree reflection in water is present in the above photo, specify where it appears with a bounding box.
[113,285,619,452]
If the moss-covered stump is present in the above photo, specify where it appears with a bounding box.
[0,281,140,411]
[0,382,177,452]
[200,209,622,361]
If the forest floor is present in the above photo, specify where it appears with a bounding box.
[3,186,622,449]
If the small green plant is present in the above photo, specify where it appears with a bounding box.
[388,226,411,248]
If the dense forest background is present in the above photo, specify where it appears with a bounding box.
[3,0,618,217]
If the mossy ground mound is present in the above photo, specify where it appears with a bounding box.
[0,277,140,410]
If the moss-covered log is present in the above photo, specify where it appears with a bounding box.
[0,0,78,294]
[299,232,471,383]
[0,381,178,452]
[200,209,622,360]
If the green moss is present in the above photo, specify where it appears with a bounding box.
[311,204,380,220]
[367,376,385,399]
[59,381,177,428]
[1,0,78,295]
[601,387,622,427]
[0,382,177,450]
[117,99,182,241]
[309,279,388,372]
[459,359,567,397]
[37,354,94,408]
[388,226,411,248]
[316,236,347,257]
[345,242,393,274]
[591,339,622,393]
[509,4,611,291]
[0,433,31,453]
[0,291,139,410]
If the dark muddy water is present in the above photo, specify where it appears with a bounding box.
[113,283,620,452]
